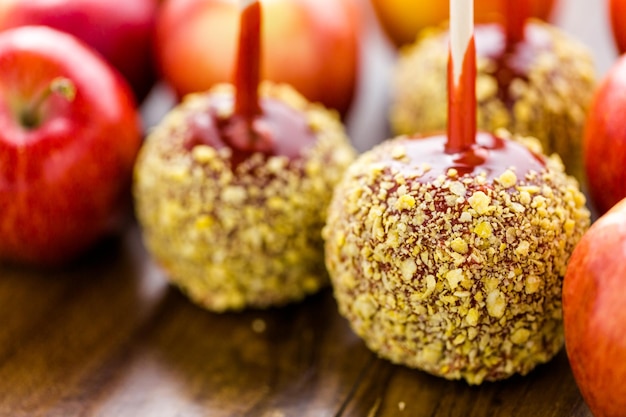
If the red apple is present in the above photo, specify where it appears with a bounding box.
[610,0,626,54]
[563,198,626,417]
[0,0,158,101]
[583,54,626,215]
[154,0,360,117]
[370,0,557,47]
[0,26,142,266]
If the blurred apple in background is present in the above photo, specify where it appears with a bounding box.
[583,54,626,215]
[563,198,626,417]
[369,0,447,47]
[0,0,159,102]
[0,26,142,266]
[473,0,556,26]
[609,0,626,54]
[370,0,558,47]
[154,0,360,117]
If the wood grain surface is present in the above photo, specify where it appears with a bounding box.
[0,226,593,417]
[0,0,617,415]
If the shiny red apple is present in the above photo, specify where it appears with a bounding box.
[583,54,626,215]
[371,0,557,47]
[610,0,626,54]
[0,26,142,266]
[0,0,158,101]
[563,198,626,417]
[154,0,360,117]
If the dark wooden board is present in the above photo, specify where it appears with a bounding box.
[0,227,592,417]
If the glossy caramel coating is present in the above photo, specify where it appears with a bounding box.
[134,82,356,312]
[390,20,596,182]
[323,132,590,384]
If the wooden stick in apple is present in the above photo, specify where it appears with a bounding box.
[505,0,529,45]
[234,0,262,120]
[446,0,476,154]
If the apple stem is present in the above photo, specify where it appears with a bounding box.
[446,0,476,154]
[505,0,529,46]
[21,77,76,129]
[234,0,262,121]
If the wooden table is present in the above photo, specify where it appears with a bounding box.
[0,1,617,415]
[0,226,594,417]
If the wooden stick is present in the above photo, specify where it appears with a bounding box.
[446,0,476,154]
[506,0,529,45]
[234,0,262,119]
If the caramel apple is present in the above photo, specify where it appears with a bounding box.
[389,2,595,182]
[324,0,590,384]
[133,0,355,311]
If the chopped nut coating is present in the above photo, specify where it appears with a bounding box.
[324,135,590,384]
[134,82,356,312]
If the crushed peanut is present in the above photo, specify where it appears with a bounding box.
[474,221,493,239]
[450,238,469,254]
[497,169,518,188]
[468,191,492,215]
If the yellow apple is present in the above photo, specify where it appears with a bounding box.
[371,0,558,47]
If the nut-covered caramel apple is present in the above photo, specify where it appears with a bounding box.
[324,0,590,384]
[133,1,355,312]
[324,132,589,384]
[390,7,595,181]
